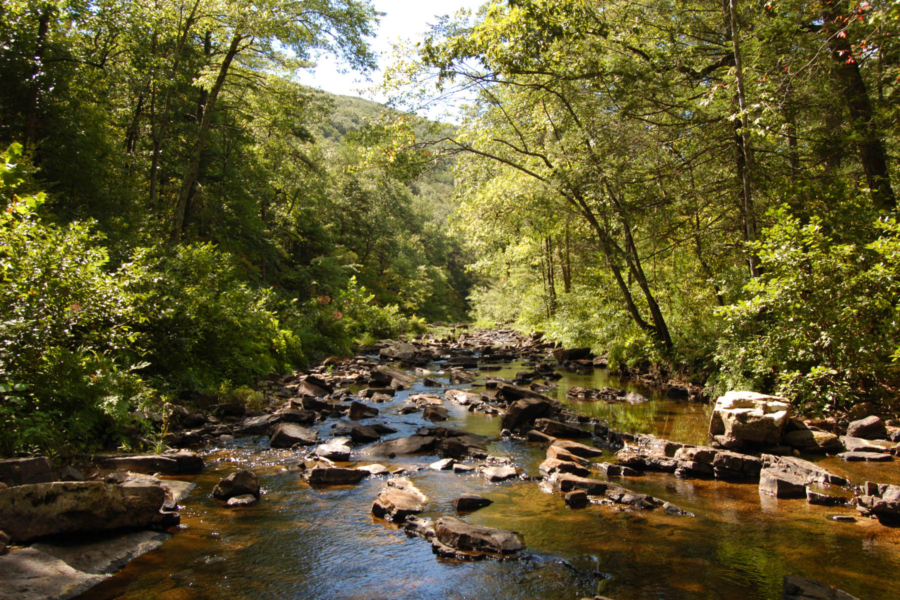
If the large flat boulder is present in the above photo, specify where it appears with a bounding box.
[534,419,591,439]
[366,436,437,456]
[434,516,524,555]
[305,467,367,486]
[708,391,791,448]
[31,530,168,575]
[0,457,54,487]
[0,548,105,600]
[551,439,603,459]
[761,455,848,486]
[372,478,428,522]
[0,482,166,543]
[759,468,808,498]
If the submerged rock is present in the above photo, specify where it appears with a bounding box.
[226,494,258,507]
[372,478,428,522]
[783,575,859,599]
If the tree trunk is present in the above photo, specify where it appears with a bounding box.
[821,1,895,210]
[170,33,244,244]
[23,6,52,154]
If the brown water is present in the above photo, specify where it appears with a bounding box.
[77,363,900,600]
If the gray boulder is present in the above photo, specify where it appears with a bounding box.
[212,470,260,501]
[270,423,318,448]
[0,482,166,543]
[846,415,888,440]
[434,516,524,555]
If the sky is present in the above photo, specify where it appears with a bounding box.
[294,0,486,105]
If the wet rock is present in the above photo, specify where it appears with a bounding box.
[349,401,378,420]
[783,575,859,599]
[539,458,590,478]
[367,435,437,456]
[422,378,443,388]
[372,478,428,522]
[434,516,524,555]
[551,439,604,459]
[430,458,456,471]
[238,414,278,435]
[226,494,258,507]
[759,468,808,498]
[454,494,493,513]
[500,396,555,432]
[708,391,791,448]
[526,430,556,443]
[604,488,664,510]
[671,446,762,480]
[481,465,518,481]
[806,487,851,506]
[534,419,591,439]
[662,502,693,517]
[846,415,887,440]
[453,464,475,473]
[449,370,475,385]
[357,464,389,476]
[553,474,613,495]
[212,471,260,501]
[839,451,893,462]
[306,467,367,485]
[565,489,589,508]
[403,515,436,540]
[0,457,54,487]
[315,437,353,461]
[273,408,316,425]
[857,482,900,522]
[761,455,848,486]
[270,423,318,448]
[350,425,382,444]
[423,405,449,422]
[0,482,166,543]
[596,463,638,477]
[546,445,591,468]
[444,389,481,405]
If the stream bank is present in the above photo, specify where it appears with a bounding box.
[2,328,899,599]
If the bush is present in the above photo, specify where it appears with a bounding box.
[713,206,900,415]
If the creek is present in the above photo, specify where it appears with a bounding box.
[76,356,900,600]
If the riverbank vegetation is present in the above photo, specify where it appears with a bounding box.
[384,0,900,416]
[0,0,472,455]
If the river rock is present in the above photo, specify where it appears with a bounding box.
[454,494,493,512]
[526,430,556,443]
[357,464,389,476]
[761,455,848,486]
[540,458,590,478]
[840,436,891,453]
[226,494,258,507]
[534,418,591,439]
[429,458,456,471]
[553,474,613,495]
[839,451,893,462]
[237,414,278,435]
[423,405,449,422]
[315,437,353,461]
[212,470,260,501]
[806,486,852,506]
[372,478,428,522]
[500,396,555,432]
[551,439,604,458]
[708,391,791,448]
[759,468,808,498]
[273,408,316,425]
[546,444,591,467]
[565,489,589,508]
[846,415,887,440]
[481,465,518,481]
[596,463,638,477]
[349,401,378,420]
[366,435,436,456]
[604,488,664,510]
[270,423,318,448]
[553,347,591,363]
[0,457,54,487]
[379,342,419,362]
[371,365,417,389]
[350,425,382,444]
[0,482,166,543]
[857,482,900,522]
[782,429,843,454]
[783,575,859,599]
[433,516,524,555]
[0,547,106,600]
[306,466,367,485]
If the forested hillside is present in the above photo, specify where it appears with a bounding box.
[0,0,471,455]
[387,0,900,416]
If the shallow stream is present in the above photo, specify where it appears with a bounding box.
[77,362,900,600]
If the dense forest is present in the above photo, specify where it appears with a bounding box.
[0,0,472,455]
[2,0,900,456]
[385,0,900,415]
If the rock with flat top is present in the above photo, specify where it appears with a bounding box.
[0,547,105,600]
[434,516,524,555]
[0,457,54,487]
[270,423,318,448]
[366,436,436,456]
[539,458,590,478]
[454,494,493,513]
[551,439,604,458]
[759,468,807,498]
[481,465,518,481]
[565,489,589,508]
[0,482,166,543]
[708,391,791,448]
[857,482,900,522]
[546,444,591,467]
[315,437,353,461]
[534,418,591,439]
[306,467,367,485]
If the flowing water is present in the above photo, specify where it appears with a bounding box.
[77,362,900,600]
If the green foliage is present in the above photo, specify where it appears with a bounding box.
[713,207,900,414]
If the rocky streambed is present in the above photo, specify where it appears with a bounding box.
[1,328,899,600]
